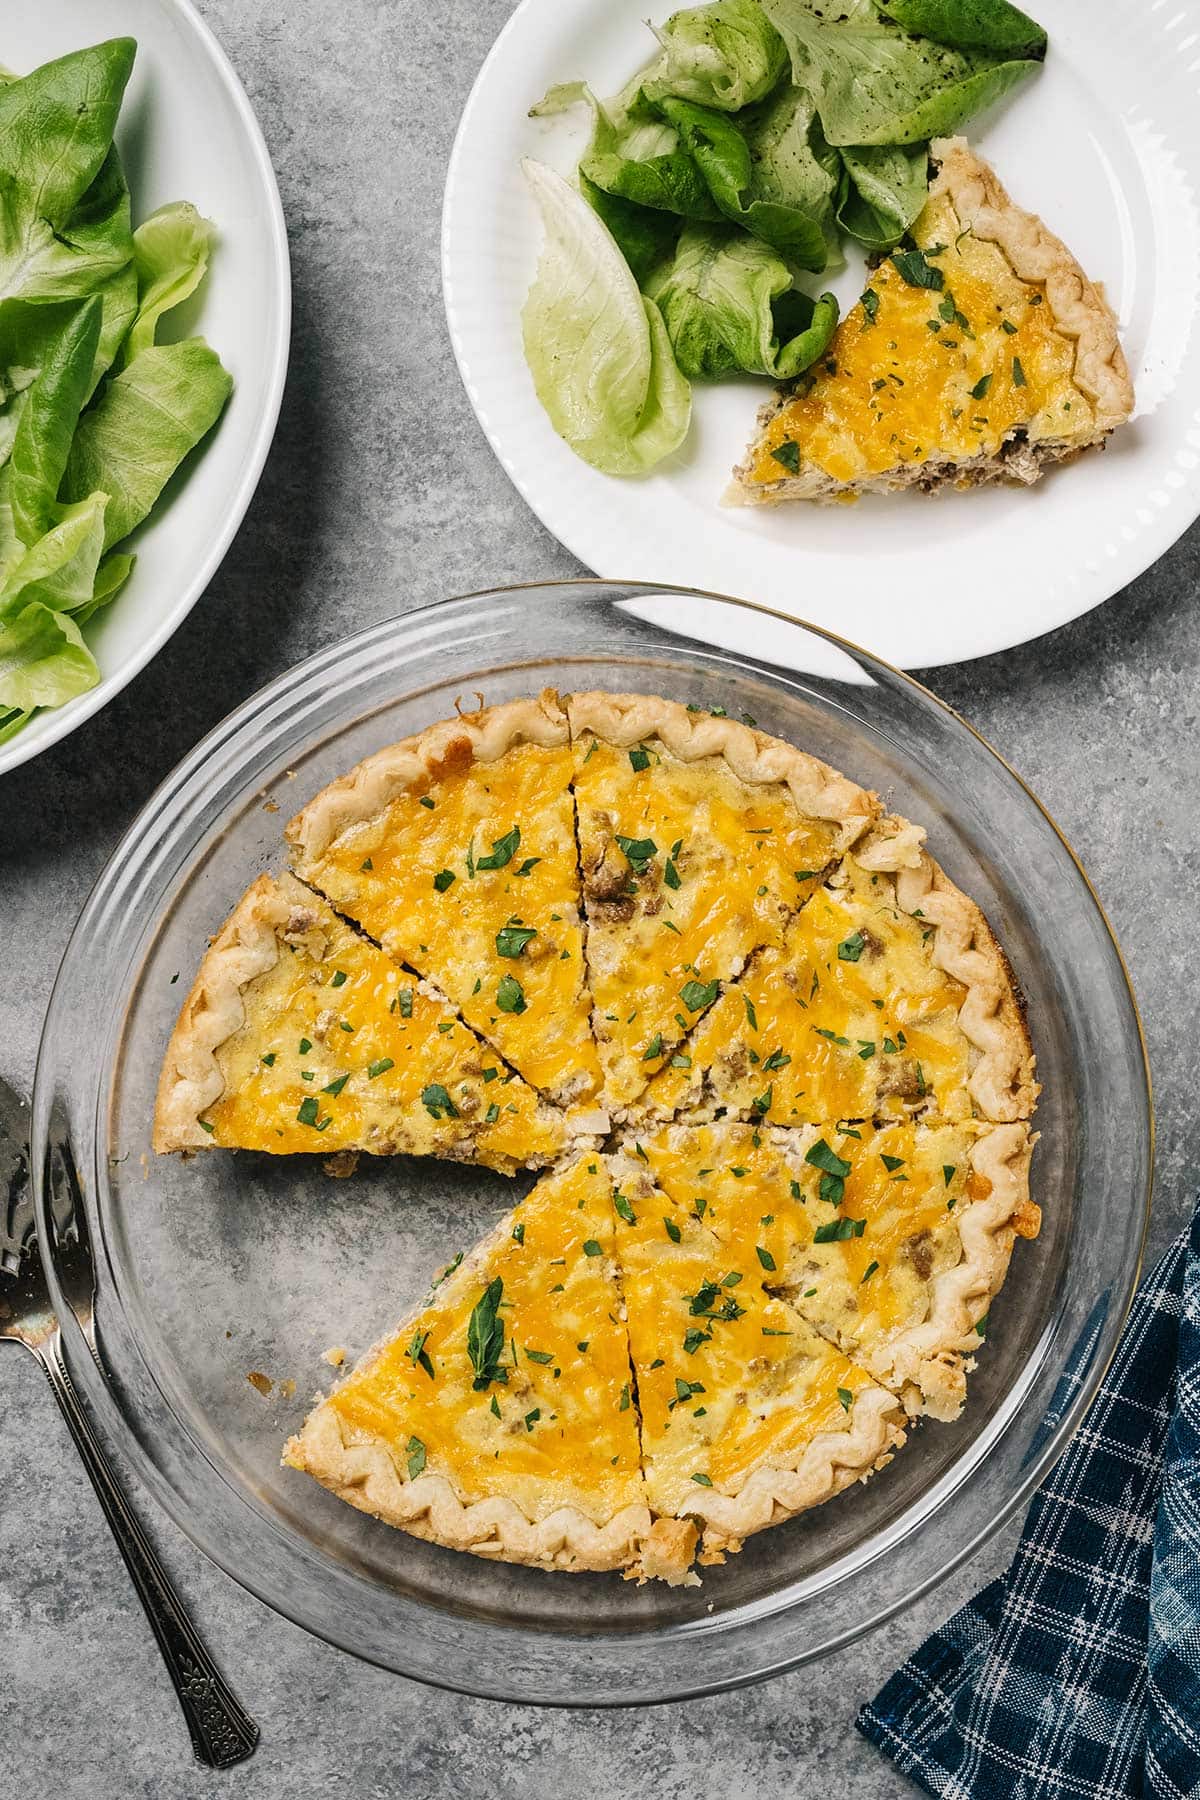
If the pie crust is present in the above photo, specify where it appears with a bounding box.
[157,690,1041,1582]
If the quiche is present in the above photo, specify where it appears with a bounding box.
[569,691,877,1111]
[285,1156,649,1573]
[638,818,1037,1130]
[156,690,1041,1585]
[153,872,571,1172]
[286,693,605,1116]
[731,137,1133,505]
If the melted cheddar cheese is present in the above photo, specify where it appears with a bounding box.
[296,744,602,1109]
[643,853,972,1127]
[612,1145,874,1516]
[574,734,839,1110]
[205,875,566,1171]
[325,1157,644,1526]
[744,192,1089,492]
[779,1118,986,1363]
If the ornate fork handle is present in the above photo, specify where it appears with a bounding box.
[37,1331,259,1769]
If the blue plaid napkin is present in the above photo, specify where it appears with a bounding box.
[858,1197,1200,1800]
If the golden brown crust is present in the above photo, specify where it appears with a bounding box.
[567,689,878,850]
[854,815,1038,1123]
[286,690,570,866]
[153,873,296,1152]
[929,137,1133,435]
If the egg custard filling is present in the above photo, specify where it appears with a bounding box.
[732,137,1133,506]
[159,692,1039,1582]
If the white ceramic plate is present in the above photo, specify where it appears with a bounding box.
[0,0,290,777]
[443,0,1200,668]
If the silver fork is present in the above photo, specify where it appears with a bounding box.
[0,1077,258,1769]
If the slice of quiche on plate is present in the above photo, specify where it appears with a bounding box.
[731,136,1134,506]
[287,692,605,1118]
[154,872,572,1172]
[568,692,877,1113]
[609,1144,906,1576]
[640,817,1037,1130]
[286,1154,650,1574]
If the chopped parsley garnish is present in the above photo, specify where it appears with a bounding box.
[421,1083,459,1120]
[642,1032,664,1061]
[367,1058,394,1080]
[975,1313,989,1338]
[432,869,455,892]
[861,286,880,324]
[763,1048,790,1072]
[613,1189,636,1224]
[744,994,758,1031]
[197,1118,215,1134]
[771,438,801,474]
[525,1347,554,1364]
[467,1278,507,1390]
[891,246,944,290]
[670,1052,691,1070]
[296,1096,321,1128]
[619,1383,631,1412]
[330,970,348,988]
[406,1436,426,1479]
[582,1239,603,1257]
[664,1217,682,1242]
[397,987,414,1017]
[691,1471,713,1487]
[475,826,521,871]
[756,1245,777,1271]
[260,1052,276,1067]
[628,747,651,772]
[322,1073,350,1097]
[813,1216,866,1243]
[880,1153,905,1172]
[680,977,719,1012]
[514,856,541,877]
[485,1103,500,1124]
[490,1394,501,1418]
[663,856,681,890]
[406,1328,434,1379]
[1012,356,1026,388]
[860,1260,879,1284]
[524,1409,541,1432]
[837,931,866,963]
[615,833,657,873]
[419,795,435,809]
[495,924,537,958]
[299,1038,311,1055]
[837,1388,854,1413]
[971,372,993,401]
[805,1140,851,1178]
[943,1165,957,1187]
[752,1086,773,1116]
[512,1222,525,1245]
[496,973,527,1014]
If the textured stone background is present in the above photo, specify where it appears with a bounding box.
[2,2,1197,1795]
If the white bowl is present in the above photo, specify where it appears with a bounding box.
[0,0,290,778]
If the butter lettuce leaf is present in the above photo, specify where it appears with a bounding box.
[876,0,1046,57]
[521,158,690,475]
[533,83,719,222]
[123,201,218,363]
[10,297,101,544]
[63,339,232,548]
[760,0,1041,145]
[837,141,929,247]
[639,0,788,112]
[659,97,830,268]
[646,224,838,378]
[0,491,108,620]
[0,599,97,718]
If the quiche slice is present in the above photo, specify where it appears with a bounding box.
[633,1118,1038,1421]
[639,817,1036,1129]
[568,692,877,1113]
[285,1155,649,1574]
[286,693,605,1116]
[154,873,572,1172]
[779,1118,1038,1419]
[731,137,1133,505]
[610,1146,906,1575]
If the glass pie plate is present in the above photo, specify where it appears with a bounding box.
[32,582,1152,1706]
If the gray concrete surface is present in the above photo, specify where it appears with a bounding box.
[2,2,1197,1794]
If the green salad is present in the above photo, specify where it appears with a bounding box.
[0,39,232,747]
[522,0,1047,475]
